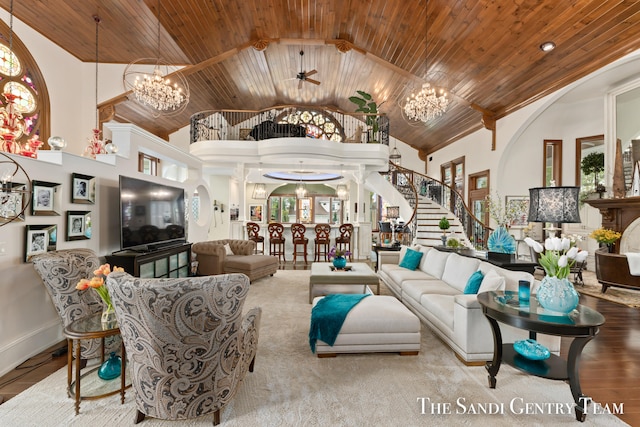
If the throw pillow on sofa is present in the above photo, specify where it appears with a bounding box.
[224,243,234,255]
[463,270,484,294]
[399,248,423,270]
[478,269,506,293]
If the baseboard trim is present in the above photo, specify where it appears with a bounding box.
[0,320,63,377]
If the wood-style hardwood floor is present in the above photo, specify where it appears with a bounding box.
[0,262,638,425]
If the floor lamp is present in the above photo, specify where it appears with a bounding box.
[387,206,400,244]
[527,186,581,238]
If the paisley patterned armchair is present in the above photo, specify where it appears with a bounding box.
[31,248,120,359]
[106,272,261,425]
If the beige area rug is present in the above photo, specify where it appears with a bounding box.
[535,270,640,308]
[0,270,628,426]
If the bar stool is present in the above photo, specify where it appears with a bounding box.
[291,223,308,264]
[335,223,354,261]
[314,224,331,261]
[247,222,264,254]
[268,223,286,262]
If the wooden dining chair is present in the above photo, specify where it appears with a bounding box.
[314,224,332,261]
[247,222,265,254]
[335,223,354,261]
[268,223,286,262]
[291,223,309,264]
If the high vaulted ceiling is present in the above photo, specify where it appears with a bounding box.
[3,0,640,156]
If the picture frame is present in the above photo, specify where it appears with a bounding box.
[31,180,60,216]
[249,204,263,222]
[0,182,27,224]
[229,205,239,221]
[71,173,96,204]
[66,210,91,241]
[25,224,57,262]
[505,195,529,228]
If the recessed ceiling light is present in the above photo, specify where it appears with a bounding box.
[540,41,556,52]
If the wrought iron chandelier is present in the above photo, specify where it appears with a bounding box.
[122,0,189,116]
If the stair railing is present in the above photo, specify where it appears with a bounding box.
[386,163,492,250]
[381,162,419,242]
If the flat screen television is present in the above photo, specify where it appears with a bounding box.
[119,175,186,251]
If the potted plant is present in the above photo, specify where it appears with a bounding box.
[581,152,605,196]
[349,90,382,143]
[438,216,450,246]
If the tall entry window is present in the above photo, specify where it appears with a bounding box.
[543,140,563,186]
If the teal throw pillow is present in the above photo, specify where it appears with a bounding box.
[463,270,485,294]
[399,248,423,270]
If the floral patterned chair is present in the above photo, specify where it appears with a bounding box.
[106,271,261,425]
[31,248,120,359]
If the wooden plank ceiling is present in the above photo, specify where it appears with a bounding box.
[2,0,640,156]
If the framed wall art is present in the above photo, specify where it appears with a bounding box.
[249,204,263,222]
[0,182,28,224]
[66,210,91,241]
[505,196,529,228]
[32,180,60,216]
[25,224,57,262]
[71,173,96,204]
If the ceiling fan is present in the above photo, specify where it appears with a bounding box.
[295,50,320,89]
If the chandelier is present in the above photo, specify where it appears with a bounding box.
[295,181,307,198]
[122,0,189,116]
[336,184,348,200]
[403,82,449,123]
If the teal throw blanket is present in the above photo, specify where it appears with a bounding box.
[309,293,370,353]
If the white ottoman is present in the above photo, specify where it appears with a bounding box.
[312,295,421,357]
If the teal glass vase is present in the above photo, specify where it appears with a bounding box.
[332,256,347,269]
[536,276,579,314]
[487,226,516,254]
[98,352,122,380]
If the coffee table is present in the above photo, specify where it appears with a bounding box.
[309,262,380,303]
[477,291,605,422]
[64,313,129,415]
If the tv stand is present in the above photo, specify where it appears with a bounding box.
[106,243,192,278]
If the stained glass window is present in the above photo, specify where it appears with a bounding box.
[275,109,345,141]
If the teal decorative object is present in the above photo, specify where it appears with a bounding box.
[536,276,579,314]
[332,256,347,269]
[98,352,122,380]
[487,226,516,254]
[513,339,551,361]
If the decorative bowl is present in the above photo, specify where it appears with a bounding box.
[513,339,550,361]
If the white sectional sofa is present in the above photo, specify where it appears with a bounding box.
[378,245,560,364]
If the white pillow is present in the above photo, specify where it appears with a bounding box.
[478,269,506,293]
[223,243,234,255]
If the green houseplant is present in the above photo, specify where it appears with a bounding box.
[581,152,605,194]
[349,90,381,142]
[438,216,450,246]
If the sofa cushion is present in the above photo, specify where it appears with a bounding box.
[388,269,436,285]
[402,280,458,303]
[418,246,432,270]
[420,294,455,331]
[478,269,506,293]
[420,249,451,279]
[478,262,533,292]
[224,243,234,255]
[399,248,423,270]
[441,253,481,292]
[463,270,484,294]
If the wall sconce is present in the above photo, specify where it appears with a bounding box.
[252,183,266,199]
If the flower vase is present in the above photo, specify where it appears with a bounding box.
[101,305,118,330]
[606,243,614,253]
[333,256,347,269]
[98,351,121,380]
[536,276,579,314]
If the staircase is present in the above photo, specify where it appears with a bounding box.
[381,162,491,250]
[414,197,468,247]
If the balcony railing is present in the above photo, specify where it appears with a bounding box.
[190,106,389,145]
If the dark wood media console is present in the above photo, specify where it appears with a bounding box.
[106,243,192,278]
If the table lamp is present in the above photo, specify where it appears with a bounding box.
[528,186,581,237]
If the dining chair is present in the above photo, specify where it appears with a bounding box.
[268,222,286,262]
[247,222,265,254]
[314,224,332,261]
[291,223,308,264]
[335,223,354,261]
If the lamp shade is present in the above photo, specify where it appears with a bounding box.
[528,187,581,223]
[387,206,400,219]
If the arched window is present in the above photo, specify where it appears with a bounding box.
[275,109,345,141]
[0,19,50,151]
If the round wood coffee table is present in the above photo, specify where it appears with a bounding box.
[63,313,129,415]
[477,290,605,422]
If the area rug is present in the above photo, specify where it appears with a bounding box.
[0,270,628,426]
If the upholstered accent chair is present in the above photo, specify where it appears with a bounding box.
[31,248,120,359]
[106,272,261,425]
